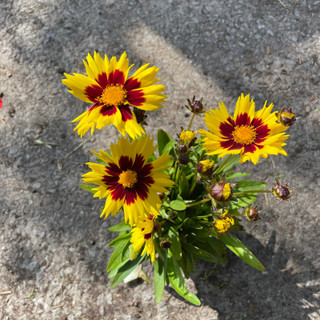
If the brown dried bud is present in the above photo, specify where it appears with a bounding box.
[272,179,293,201]
[160,239,172,249]
[245,207,260,221]
[276,107,296,127]
[178,153,189,165]
[186,96,204,114]
[177,144,188,154]
[153,222,160,233]
[210,182,232,201]
[133,107,147,124]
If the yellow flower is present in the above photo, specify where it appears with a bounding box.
[214,211,234,234]
[82,135,174,226]
[199,93,289,164]
[131,214,156,263]
[62,52,166,139]
[199,159,215,172]
[179,130,196,144]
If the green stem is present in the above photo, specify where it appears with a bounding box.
[189,174,198,197]
[185,198,211,208]
[215,155,241,174]
[187,113,195,131]
[233,190,272,196]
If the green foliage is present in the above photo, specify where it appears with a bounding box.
[101,121,273,305]
[220,234,265,271]
[167,250,201,306]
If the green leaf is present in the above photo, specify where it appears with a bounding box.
[79,184,96,194]
[235,180,267,192]
[154,257,166,303]
[206,236,226,256]
[183,242,227,264]
[157,129,173,155]
[169,200,186,211]
[162,140,175,156]
[106,238,131,272]
[225,172,250,180]
[178,172,190,199]
[109,221,131,233]
[110,254,145,288]
[168,227,182,260]
[220,234,265,271]
[108,233,131,247]
[167,250,201,306]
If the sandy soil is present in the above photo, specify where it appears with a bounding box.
[0,0,319,319]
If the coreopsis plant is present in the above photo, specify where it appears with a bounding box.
[63,52,295,305]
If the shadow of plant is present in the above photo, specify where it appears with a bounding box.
[193,231,319,320]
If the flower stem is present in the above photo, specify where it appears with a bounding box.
[185,198,211,208]
[187,113,195,131]
[215,155,241,174]
[233,190,272,196]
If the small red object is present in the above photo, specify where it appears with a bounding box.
[0,97,2,109]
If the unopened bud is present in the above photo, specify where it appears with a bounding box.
[186,96,204,114]
[178,153,189,165]
[210,182,232,201]
[177,144,188,154]
[133,107,147,124]
[276,107,296,127]
[197,159,215,176]
[245,207,260,221]
[272,179,293,201]
[160,239,172,249]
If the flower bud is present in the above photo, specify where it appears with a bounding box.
[276,107,296,127]
[210,182,232,201]
[160,238,172,249]
[178,153,189,165]
[197,159,215,176]
[186,96,204,114]
[272,179,293,201]
[179,130,196,144]
[214,211,234,234]
[245,206,260,221]
[168,211,178,220]
[177,144,188,154]
[133,107,147,124]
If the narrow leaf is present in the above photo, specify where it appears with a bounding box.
[157,129,173,155]
[154,258,166,303]
[167,250,201,306]
[79,184,96,194]
[168,227,182,260]
[220,234,265,271]
[110,254,145,288]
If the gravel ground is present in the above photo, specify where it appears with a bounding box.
[1,0,320,319]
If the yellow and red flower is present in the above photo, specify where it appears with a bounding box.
[62,52,166,139]
[82,135,174,226]
[199,94,290,164]
[130,214,156,263]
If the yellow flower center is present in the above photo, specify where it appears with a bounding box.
[99,85,127,107]
[232,125,256,145]
[118,170,138,188]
